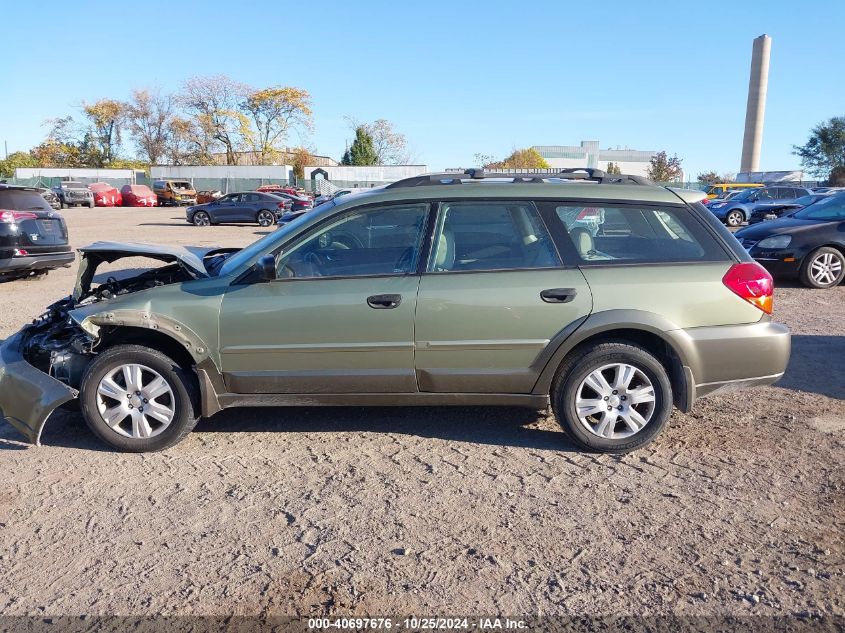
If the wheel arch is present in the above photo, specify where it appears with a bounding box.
[532,311,692,412]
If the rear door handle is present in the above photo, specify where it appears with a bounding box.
[540,288,577,303]
[367,294,402,309]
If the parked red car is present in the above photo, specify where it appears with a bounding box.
[88,182,123,207]
[120,184,157,207]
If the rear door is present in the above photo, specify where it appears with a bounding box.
[414,200,592,393]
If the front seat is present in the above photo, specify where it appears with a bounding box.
[569,226,595,260]
[432,228,456,271]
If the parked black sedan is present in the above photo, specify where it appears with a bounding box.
[746,193,832,224]
[734,192,845,288]
[0,185,74,280]
[185,192,288,227]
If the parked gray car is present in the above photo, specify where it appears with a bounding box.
[186,192,288,227]
[707,185,813,226]
[52,181,94,209]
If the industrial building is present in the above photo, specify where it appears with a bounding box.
[532,142,657,177]
[301,165,428,190]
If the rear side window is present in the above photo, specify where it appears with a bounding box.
[428,201,561,272]
[542,202,730,264]
[0,189,51,211]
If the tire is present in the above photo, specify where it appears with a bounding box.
[60,200,67,209]
[256,209,275,227]
[551,341,673,453]
[88,201,94,209]
[192,211,211,226]
[799,246,845,289]
[79,344,199,452]
[725,210,744,227]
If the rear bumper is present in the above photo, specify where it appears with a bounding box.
[0,251,75,274]
[668,320,791,407]
[0,332,78,444]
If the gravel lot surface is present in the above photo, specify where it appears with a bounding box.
[0,207,843,618]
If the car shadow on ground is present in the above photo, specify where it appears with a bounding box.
[777,334,845,400]
[2,405,582,453]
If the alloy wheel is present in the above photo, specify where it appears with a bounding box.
[193,211,210,226]
[574,363,656,439]
[95,363,175,439]
[810,251,843,286]
[257,210,274,227]
[726,211,743,227]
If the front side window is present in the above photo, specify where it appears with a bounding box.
[546,203,728,264]
[427,201,560,272]
[277,203,428,279]
[795,193,845,221]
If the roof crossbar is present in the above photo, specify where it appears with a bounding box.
[385,168,653,189]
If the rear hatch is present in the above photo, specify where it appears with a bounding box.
[0,188,71,255]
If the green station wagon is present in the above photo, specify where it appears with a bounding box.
[0,169,791,453]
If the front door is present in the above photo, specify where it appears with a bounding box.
[414,200,593,393]
[218,201,430,394]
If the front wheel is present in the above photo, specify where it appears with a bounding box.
[725,210,744,227]
[256,209,275,227]
[800,246,845,288]
[192,211,211,226]
[551,342,672,453]
[79,345,198,452]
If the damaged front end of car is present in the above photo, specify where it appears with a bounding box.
[0,241,236,445]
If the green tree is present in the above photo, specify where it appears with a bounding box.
[241,86,313,164]
[0,151,37,178]
[341,126,378,166]
[793,117,845,180]
[646,151,683,182]
[697,170,720,184]
[606,161,622,174]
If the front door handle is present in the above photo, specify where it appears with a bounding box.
[367,294,402,309]
[540,288,577,303]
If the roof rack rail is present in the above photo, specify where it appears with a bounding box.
[385,168,653,189]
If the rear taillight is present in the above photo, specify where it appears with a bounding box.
[0,210,38,223]
[277,202,286,209]
[722,262,774,314]
[14,249,29,256]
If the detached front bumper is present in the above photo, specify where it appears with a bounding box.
[0,332,77,444]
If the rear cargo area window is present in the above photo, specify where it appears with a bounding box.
[546,203,729,264]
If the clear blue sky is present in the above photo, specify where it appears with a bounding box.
[3,0,843,178]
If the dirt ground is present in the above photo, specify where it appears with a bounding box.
[0,207,843,618]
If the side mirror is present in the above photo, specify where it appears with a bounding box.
[257,254,277,281]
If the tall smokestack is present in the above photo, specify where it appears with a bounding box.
[740,34,772,173]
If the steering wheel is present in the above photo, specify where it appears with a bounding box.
[330,232,364,250]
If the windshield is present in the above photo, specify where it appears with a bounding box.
[793,194,818,207]
[726,188,759,202]
[794,193,845,221]
[218,201,337,277]
[172,181,192,190]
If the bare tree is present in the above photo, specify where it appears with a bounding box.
[179,75,249,165]
[125,89,175,164]
[165,116,215,165]
[345,117,411,165]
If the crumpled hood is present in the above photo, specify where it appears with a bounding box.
[72,241,224,300]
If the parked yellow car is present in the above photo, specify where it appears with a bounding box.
[704,183,763,199]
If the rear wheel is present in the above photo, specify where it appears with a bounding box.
[192,211,211,226]
[726,210,744,227]
[80,345,198,452]
[551,342,672,453]
[257,209,275,227]
[800,247,845,288]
